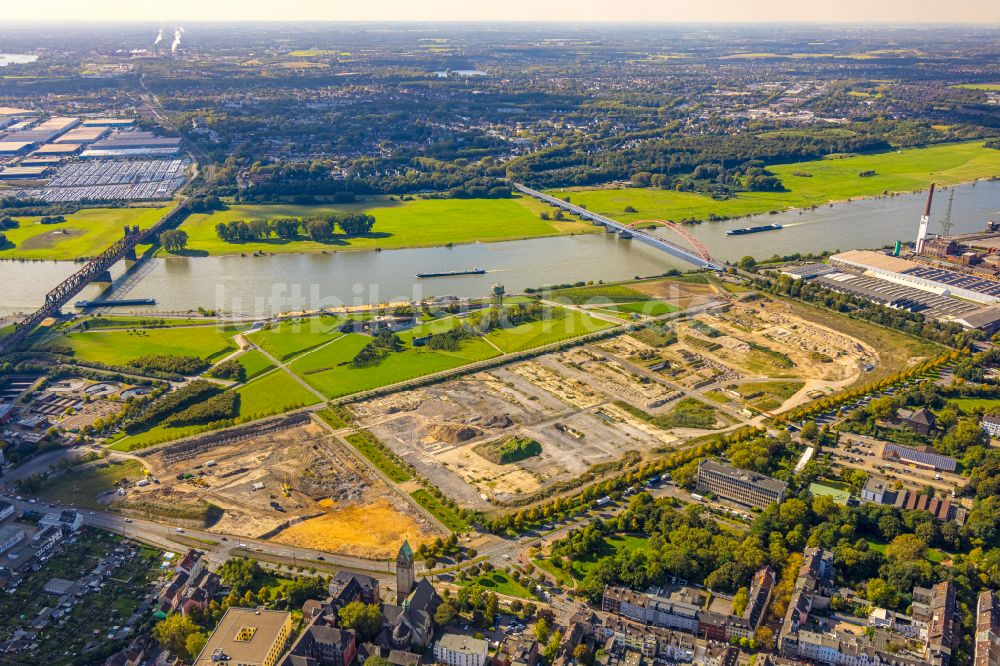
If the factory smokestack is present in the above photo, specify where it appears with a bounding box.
[915,183,935,254]
[171,29,183,55]
[154,29,163,47]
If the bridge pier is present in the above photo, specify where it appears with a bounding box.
[604,224,616,233]
[618,230,633,239]
[124,247,138,263]
[93,270,113,285]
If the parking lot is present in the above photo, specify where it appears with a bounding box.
[827,432,965,496]
[10,158,189,202]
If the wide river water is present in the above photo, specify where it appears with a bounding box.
[1,181,998,318]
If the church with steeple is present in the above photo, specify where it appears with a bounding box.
[395,539,415,604]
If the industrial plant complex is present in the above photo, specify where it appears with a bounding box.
[0,107,188,202]
[779,185,1000,333]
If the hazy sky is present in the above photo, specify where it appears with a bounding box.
[5,0,999,23]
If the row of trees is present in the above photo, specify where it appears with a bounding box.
[214,213,375,243]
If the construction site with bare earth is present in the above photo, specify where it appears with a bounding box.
[126,420,442,559]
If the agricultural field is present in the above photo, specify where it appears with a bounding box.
[176,195,594,255]
[0,206,169,260]
[549,141,1000,223]
[952,83,1000,91]
[41,324,243,365]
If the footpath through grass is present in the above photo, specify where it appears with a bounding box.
[551,141,1000,223]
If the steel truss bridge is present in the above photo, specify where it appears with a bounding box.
[512,183,722,271]
[0,201,190,356]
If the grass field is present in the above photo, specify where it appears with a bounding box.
[948,397,1000,414]
[410,488,469,532]
[548,141,1000,223]
[290,331,501,399]
[249,315,344,360]
[176,196,593,255]
[235,349,275,379]
[0,207,169,260]
[38,459,145,509]
[235,369,319,418]
[460,571,535,599]
[483,309,616,353]
[43,325,241,365]
[546,283,654,304]
[605,300,679,316]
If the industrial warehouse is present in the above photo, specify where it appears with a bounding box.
[779,185,1000,333]
[0,108,188,202]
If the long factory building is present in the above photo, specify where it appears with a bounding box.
[782,250,1000,332]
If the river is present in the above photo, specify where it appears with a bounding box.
[1,181,998,318]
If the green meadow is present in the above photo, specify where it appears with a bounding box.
[248,315,345,360]
[43,325,243,364]
[548,141,1000,223]
[235,349,276,379]
[288,331,501,399]
[176,195,594,255]
[0,207,169,260]
[482,309,616,353]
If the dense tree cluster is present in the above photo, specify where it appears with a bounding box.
[214,213,375,243]
[128,354,209,376]
[123,380,221,433]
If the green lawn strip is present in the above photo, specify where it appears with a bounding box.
[176,196,594,256]
[78,315,224,329]
[947,397,1000,414]
[0,206,169,260]
[482,309,617,354]
[345,430,412,483]
[248,315,345,360]
[41,325,242,365]
[411,488,469,532]
[607,300,679,316]
[458,571,536,599]
[236,348,277,380]
[549,141,1000,223]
